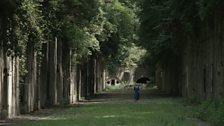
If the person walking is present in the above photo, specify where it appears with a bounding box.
[134,84,140,101]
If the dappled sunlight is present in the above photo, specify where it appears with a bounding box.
[96,115,117,119]
[95,111,154,119]
[135,111,154,115]
[12,92,198,126]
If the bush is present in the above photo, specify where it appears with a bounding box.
[196,99,224,126]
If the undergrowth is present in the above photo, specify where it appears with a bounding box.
[196,98,224,126]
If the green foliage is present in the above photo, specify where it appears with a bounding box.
[198,0,224,20]
[196,99,224,126]
[0,0,45,57]
[0,0,46,81]
[16,0,44,53]
[139,0,224,69]
[123,43,147,67]
[41,0,64,35]
[100,0,141,71]
[63,23,100,58]
[139,0,173,66]
[1,0,143,73]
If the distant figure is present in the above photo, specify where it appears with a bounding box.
[134,85,140,101]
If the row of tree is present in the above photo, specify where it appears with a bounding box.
[0,0,141,119]
[140,0,224,99]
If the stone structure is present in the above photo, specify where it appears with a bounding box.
[106,65,151,86]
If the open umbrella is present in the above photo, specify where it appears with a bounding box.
[136,77,150,83]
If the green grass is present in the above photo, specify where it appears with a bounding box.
[13,98,197,126]
[196,99,224,126]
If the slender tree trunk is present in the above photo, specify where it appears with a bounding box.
[48,37,58,105]
[88,57,94,98]
[36,64,41,110]
[69,51,77,104]
[0,42,3,119]
[8,56,13,118]
[0,17,9,119]
[8,56,19,118]
[73,62,78,103]
[14,57,20,115]
[94,58,97,93]
[62,44,71,104]
[2,51,8,119]
[57,39,63,105]
[96,59,100,92]
[98,58,106,91]
[85,61,89,99]
[81,63,88,100]
[102,69,106,91]
[23,39,37,113]
[0,18,3,119]
[97,58,106,92]
[40,43,48,108]
[77,65,82,101]
[35,53,41,111]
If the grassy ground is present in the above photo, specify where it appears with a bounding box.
[12,90,199,126]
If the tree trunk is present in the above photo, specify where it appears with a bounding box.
[94,58,97,93]
[8,56,19,118]
[2,52,8,119]
[77,65,82,101]
[40,43,49,108]
[80,62,88,100]
[96,59,101,92]
[95,57,106,92]
[57,39,63,105]
[88,57,95,98]
[0,42,3,119]
[85,60,90,99]
[23,40,37,113]
[0,16,8,119]
[62,44,71,104]
[69,52,77,104]
[48,37,58,105]
[14,57,20,116]
[35,52,42,111]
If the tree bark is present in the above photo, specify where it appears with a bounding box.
[0,42,3,119]
[0,18,2,119]
[14,57,20,116]
[88,57,95,98]
[23,38,37,113]
[80,62,88,100]
[62,43,71,104]
[2,51,9,119]
[48,37,58,105]
[69,51,78,104]
[8,56,19,118]
[40,43,48,108]
[57,39,63,105]
[77,65,82,101]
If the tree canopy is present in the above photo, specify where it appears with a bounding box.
[0,0,147,72]
[139,0,224,67]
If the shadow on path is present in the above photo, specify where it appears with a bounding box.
[5,88,210,126]
[0,120,12,126]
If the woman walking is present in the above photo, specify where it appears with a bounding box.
[134,85,140,101]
